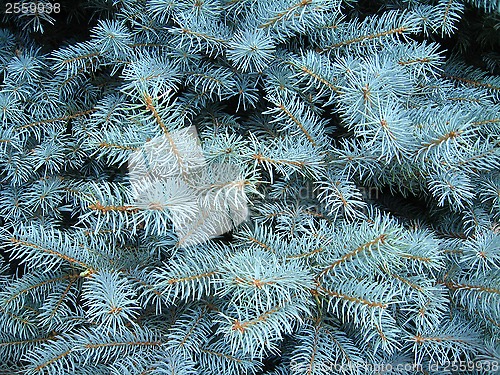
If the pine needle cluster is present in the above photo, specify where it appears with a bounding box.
[0,0,499,374]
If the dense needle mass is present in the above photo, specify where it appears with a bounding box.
[0,0,499,374]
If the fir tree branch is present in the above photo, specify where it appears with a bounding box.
[317,233,388,279]
[8,238,95,272]
[16,109,95,131]
[316,284,388,309]
[258,0,313,29]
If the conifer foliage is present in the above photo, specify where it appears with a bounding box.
[0,0,499,374]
